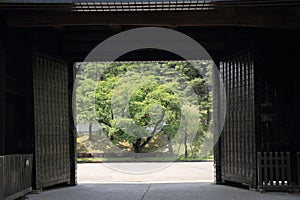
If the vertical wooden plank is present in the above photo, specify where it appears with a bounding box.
[229,59,232,178]
[0,156,4,200]
[224,61,227,180]
[269,152,273,185]
[280,152,285,185]
[68,62,77,186]
[240,58,244,178]
[232,59,235,177]
[241,57,245,178]
[0,43,6,155]
[214,60,222,184]
[226,61,230,177]
[286,152,291,185]
[257,152,262,187]
[246,58,250,179]
[231,60,235,177]
[236,59,240,178]
[297,152,300,187]
[222,61,226,179]
[231,60,234,177]
[263,152,268,185]
[250,55,257,188]
[275,152,279,185]
[4,156,8,198]
[222,61,227,180]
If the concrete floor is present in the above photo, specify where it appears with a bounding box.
[28,182,300,200]
[28,162,300,200]
[78,162,214,183]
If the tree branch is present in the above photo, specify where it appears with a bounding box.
[98,120,111,127]
[141,109,166,149]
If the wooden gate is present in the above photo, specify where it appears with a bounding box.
[257,152,292,190]
[32,54,71,189]
[0,154,33,200]
[218,50,257,188]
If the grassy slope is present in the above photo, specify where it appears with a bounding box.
[77,133,214,163]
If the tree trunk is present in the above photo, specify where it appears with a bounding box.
[184,131,188,158]
[190,145,194,156]
[165,134,174,157]
[168,141,174,157]
[88,122,93,141]
[133,138,142,153]
[206,88,210,126]
[133,110,165,154]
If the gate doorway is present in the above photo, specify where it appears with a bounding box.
[74,60,216,183]
[1,1,300,197]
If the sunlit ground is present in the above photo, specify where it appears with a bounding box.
[77,162,214,183]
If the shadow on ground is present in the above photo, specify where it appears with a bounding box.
[28,182,300,200]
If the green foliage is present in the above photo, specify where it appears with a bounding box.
[77,137,89,153]
[76,61,213,157]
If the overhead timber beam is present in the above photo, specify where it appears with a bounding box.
[61,41,224,54]
[3,6,300,30]
[61,30,225,42]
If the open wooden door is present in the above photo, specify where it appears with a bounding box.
[32,53,75,189]
[217,50,257,188]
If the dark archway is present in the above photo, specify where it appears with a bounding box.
[1,1,300,198]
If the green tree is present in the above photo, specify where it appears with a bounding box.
[77,61,213,157]
[76,63,102,141]
[95,64,182,153]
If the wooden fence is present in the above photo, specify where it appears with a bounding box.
[0,154,33,200]
[298,152,300,188]
[257,152,292,190]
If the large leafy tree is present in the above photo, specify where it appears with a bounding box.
[78,61,213,156]
[95,63,182,153]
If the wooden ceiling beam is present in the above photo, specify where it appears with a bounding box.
[61,30,225,42]
[64,49,222,63]
[4,7,300,30]
[61,41,224,53]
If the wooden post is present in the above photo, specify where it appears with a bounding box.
[297,152,300,187]
[68,62,77,186]
[269,152,273,185]
[280,152,285,185]
[257,152,262,188]
[286,152,291,186]
[0,157,4,200]
[275,152,279,185]
[213,60,222,184]
[263,152,268,185]
[0,42,6,155]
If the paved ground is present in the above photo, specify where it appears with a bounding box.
[27,162,300,200]
[78,162,214,183]
[28,182,300,200]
